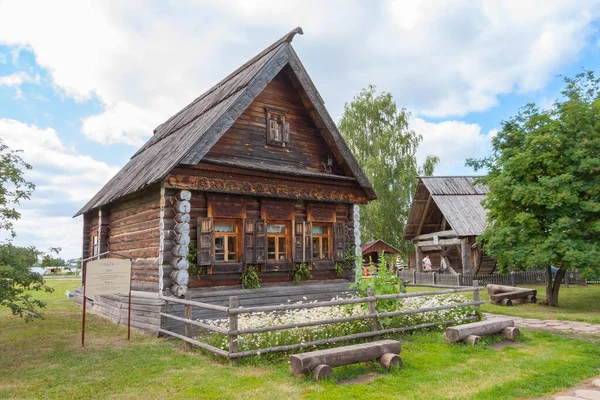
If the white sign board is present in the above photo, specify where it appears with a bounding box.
[86,258,131,296]
[433,235,439,245]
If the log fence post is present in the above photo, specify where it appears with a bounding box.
[412,270,416,285]
[457,274,461,287]
[472,280,480,310]
[367,288,377,331]
[228,296,239,364]
[510,272,516,287]
[184,291,192,348]
[432,272,436,286]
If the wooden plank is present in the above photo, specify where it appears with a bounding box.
[416,195,432,236]
[416,238,462,247]
[412,230,456,242]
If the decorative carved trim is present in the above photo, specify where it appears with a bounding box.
[309,203,335,222]
[263,200,295,220]
[208,194,245,218]
[166,173,368,204]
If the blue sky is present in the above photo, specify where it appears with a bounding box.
[1,0,599,259]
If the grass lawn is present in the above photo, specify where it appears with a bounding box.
[1,280,600,399]
[407,284,600,324]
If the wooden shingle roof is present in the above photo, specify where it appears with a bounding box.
[75,28,375,217]
[403,176,488,239]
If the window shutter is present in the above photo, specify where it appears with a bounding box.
[243,219,255,264]
[293,222,304,262]
[304,221,313,263]
[197,217,213,266]
[269,120,278,142]
[282,122,290,145]
[254,219,267,264]
[333,222,346,262]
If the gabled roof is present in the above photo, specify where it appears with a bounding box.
[360,239,401,255]
[404,176,489,239]
[75,27,375,217]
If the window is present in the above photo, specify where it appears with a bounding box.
[312,225,330,260]
[214,222,238,262]
[266,108,290,147]
[267,224,288,261]
[91,234,99,256]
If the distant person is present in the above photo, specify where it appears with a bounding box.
[422,255,432,272]
[440,257,448,272]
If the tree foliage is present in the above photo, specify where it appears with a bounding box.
[0,244,53,321]
[0,138,52,320]
[0,137,35,238]
[339,85,439,253]
[466,71,600,306]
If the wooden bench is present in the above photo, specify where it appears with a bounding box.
[444,319,520,345]
[487,284,537,306]
[290,340,402,380]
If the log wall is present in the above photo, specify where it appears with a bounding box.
[106,185,162,291]
[205,70,347,176]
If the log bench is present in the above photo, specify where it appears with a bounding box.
[487,284,537,306]
[289,340,402,380]
[444,319,519,345]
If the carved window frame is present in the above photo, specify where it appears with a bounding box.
[311,224,331,261]
[265,106,290,148]
[213,218,242,263]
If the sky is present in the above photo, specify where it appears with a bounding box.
[1,0,600,260]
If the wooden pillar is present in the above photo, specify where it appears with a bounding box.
[415,244,422,271]
[461,238,472,275]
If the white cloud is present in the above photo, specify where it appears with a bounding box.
[411,117,496,175]
[1,1,598,144]
[0,118,120,202]
[0,71,39,87]
[0,119,120,257]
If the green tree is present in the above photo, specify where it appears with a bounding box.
[0,137,35,238]
[0,244,53,321]
[339,85,439,253]
[41,247,65,272]
[466,71,600,307]
[0,138,52,320]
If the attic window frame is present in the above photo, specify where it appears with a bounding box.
[265,106,290,148]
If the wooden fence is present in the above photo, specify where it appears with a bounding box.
[157,284,484,361]
[398,269,597,287]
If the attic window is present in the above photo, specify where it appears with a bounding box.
[265,107,289,147]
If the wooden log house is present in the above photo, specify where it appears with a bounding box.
[73,28,376,333]
[360,240,401,268]
[403,176,496,275]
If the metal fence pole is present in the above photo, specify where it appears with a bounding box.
[228,296,239,364]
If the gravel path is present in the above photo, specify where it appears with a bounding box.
[483,313,600,336]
